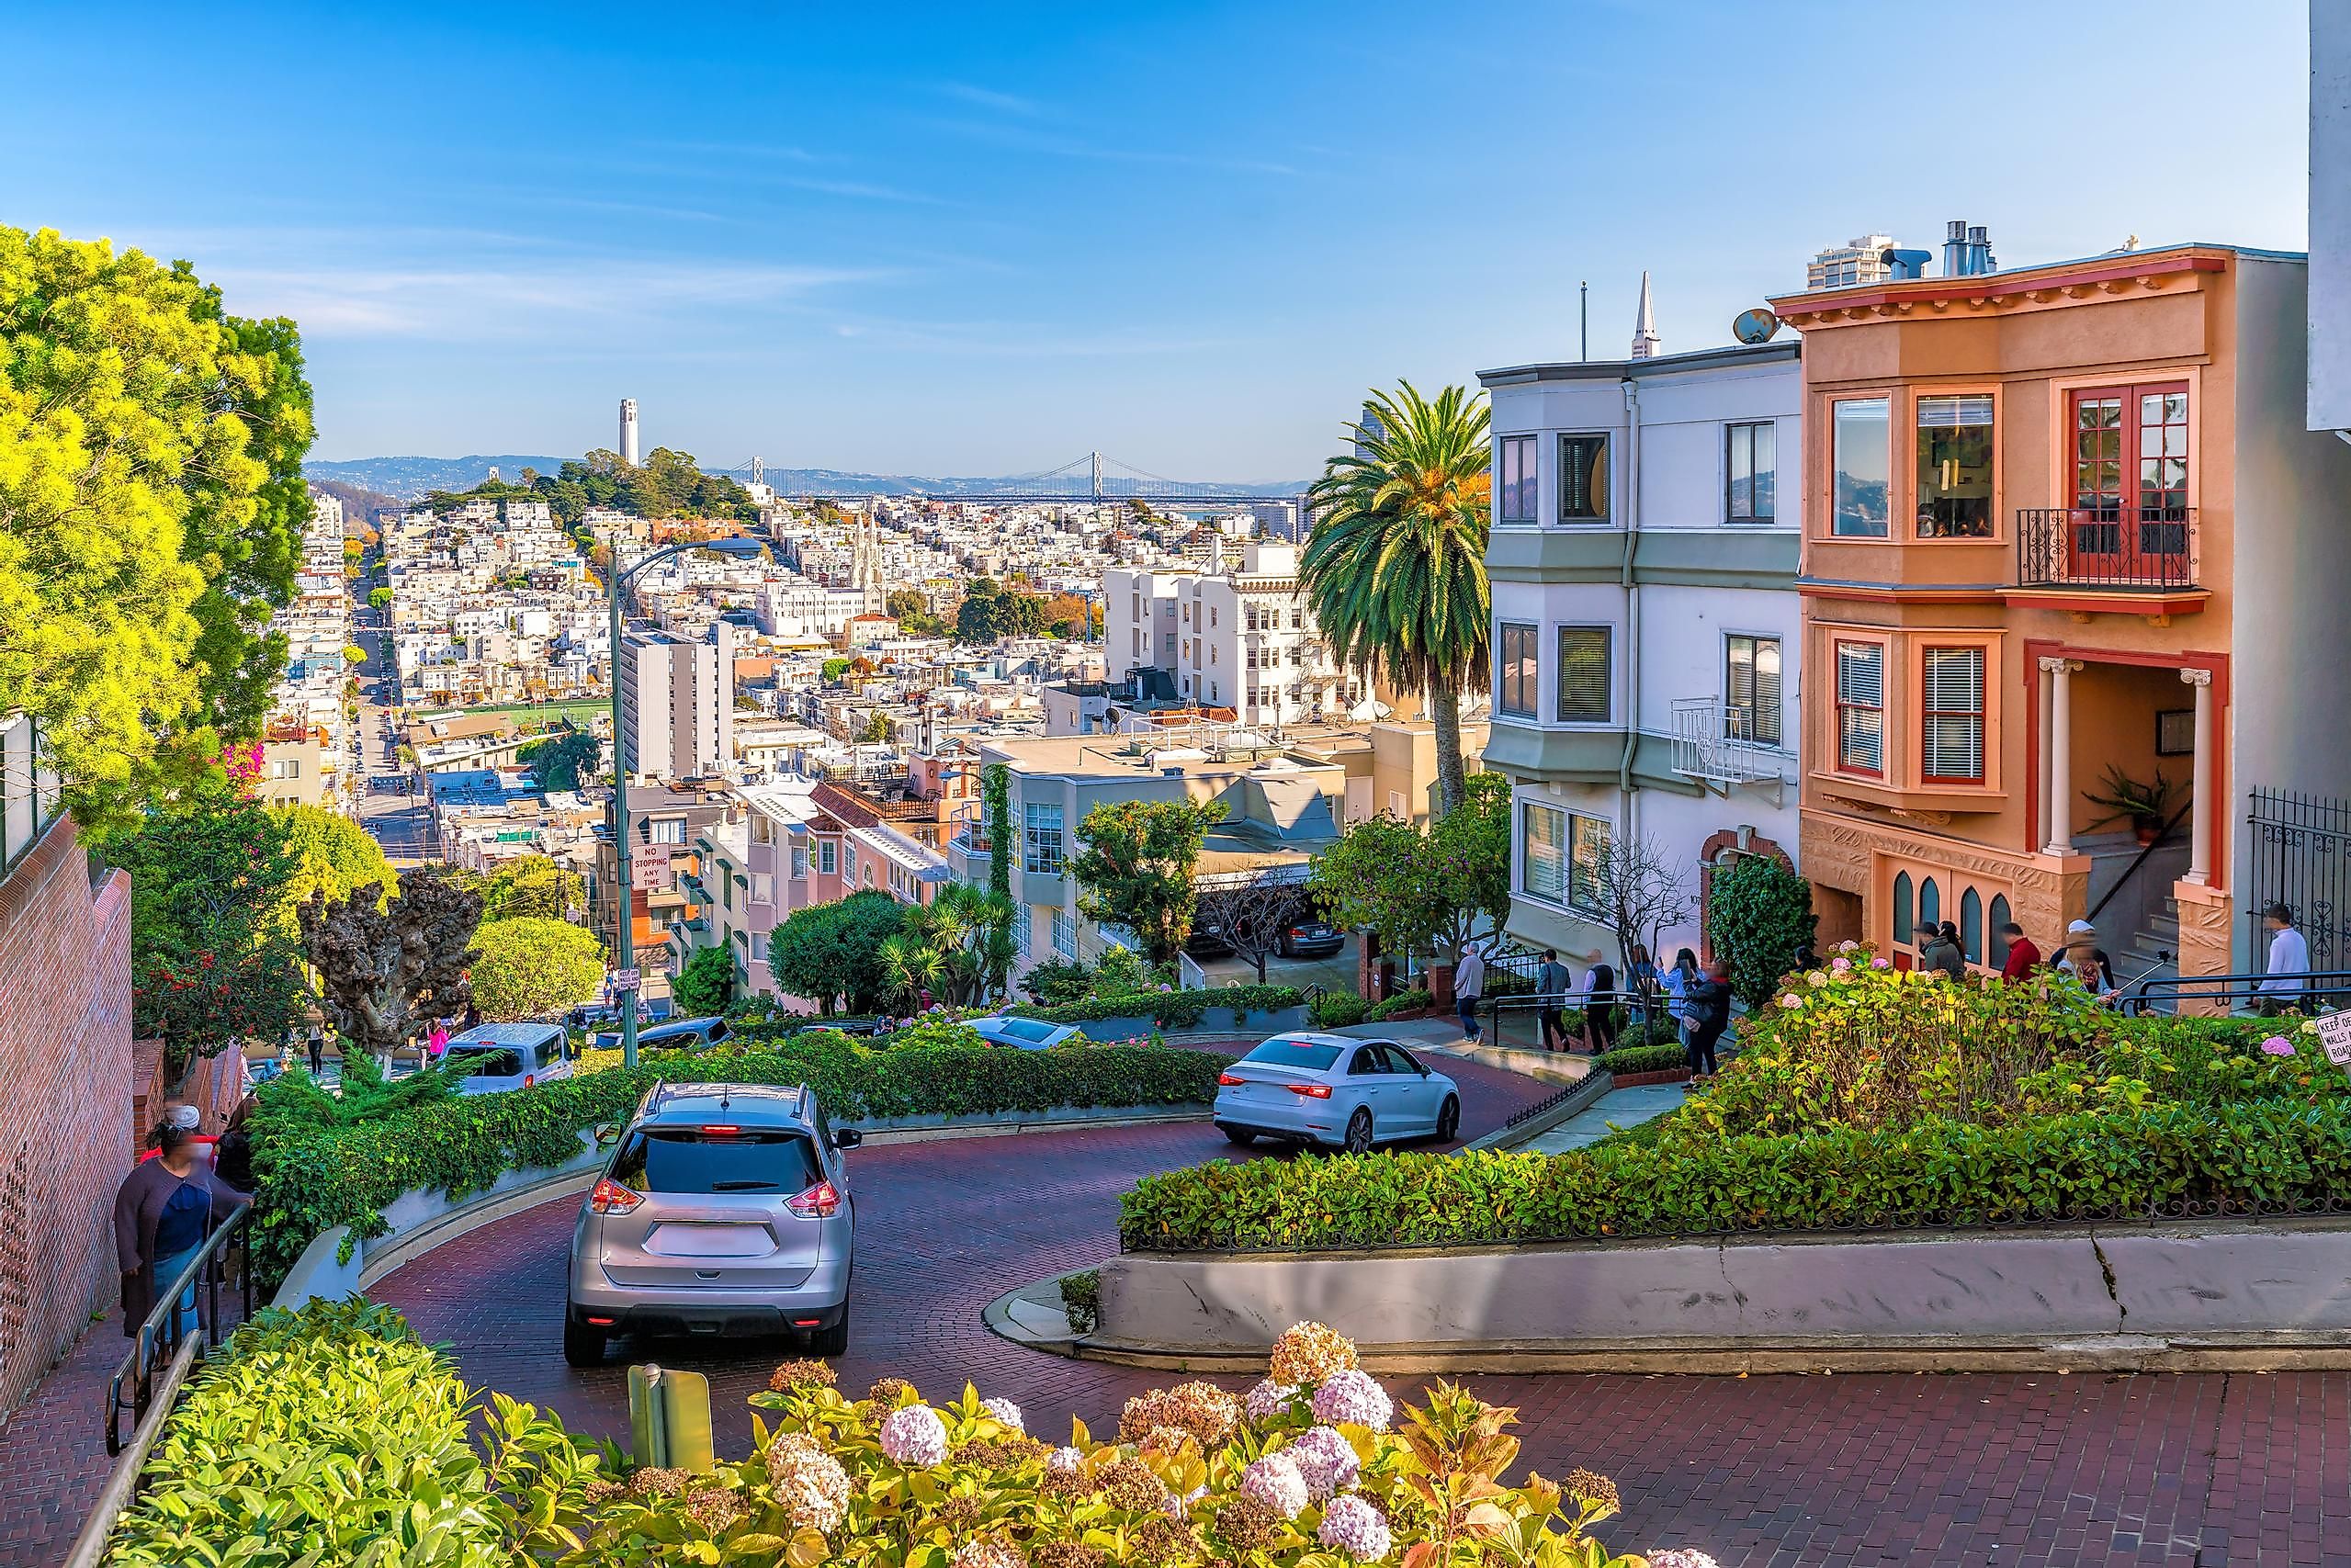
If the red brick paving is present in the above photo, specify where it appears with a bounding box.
[0,1318,125,1567]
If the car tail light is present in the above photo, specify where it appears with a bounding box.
[588,1178,642,1214]
[1217,1072,1245,1087]
[793,1317,822,1327]
[586,1315,616,1326]
[787,1179,842,1219]
[1286,1083,1333,1100]
[702,1124,739,1135]
[524,1075,536,1089]
[1289,927,1307,938]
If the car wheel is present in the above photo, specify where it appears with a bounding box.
[1436,1095,1461,1143]
[1218,1123,1256,1146]
[562,1320,607,1368]
[1343,1108,1374,1155]
[811,1304,850,1358]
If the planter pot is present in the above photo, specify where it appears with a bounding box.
[1611,1067,1692,1088]
[1195,1007,1241,1032]
[1242,1006,1306,1033]
[2133,817,2163,847]
[1373,1006,1431,1023]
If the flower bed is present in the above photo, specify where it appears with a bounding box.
[111,1303,1693,1567]
[1121,960,2349,1254]
[251,1040,1227,1285]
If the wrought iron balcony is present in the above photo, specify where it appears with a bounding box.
[2017,507,2198,590]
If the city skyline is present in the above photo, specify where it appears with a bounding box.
[3,0,2311,478]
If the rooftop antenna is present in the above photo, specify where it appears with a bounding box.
[1579,281,1588,363]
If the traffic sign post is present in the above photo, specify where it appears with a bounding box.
[610,967,640,993]
[2315,1011,2351,1068]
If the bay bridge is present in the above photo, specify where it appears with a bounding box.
[716,451,1295,508]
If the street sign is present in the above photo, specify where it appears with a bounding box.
[611,967,640,992]
[2316,1011,2351,1068]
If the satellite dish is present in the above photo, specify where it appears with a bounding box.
[1733,307,1781,344]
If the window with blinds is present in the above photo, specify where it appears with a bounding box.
[1836,641,1884,775]
[1921,646,1986,781]
[1556,626,1611,723]
[1725,635,1781,746]
[1496,623,1538,717]
[1521,803,1565,902]
[1558,434,1610,522]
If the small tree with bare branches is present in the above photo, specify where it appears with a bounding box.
[1192,864,1309,984]
[1589,829,1690,998]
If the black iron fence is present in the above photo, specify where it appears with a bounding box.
[2016,506,2198,590]
[2247,788,2351,975]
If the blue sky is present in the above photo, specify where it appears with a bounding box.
[4,1,2310,479]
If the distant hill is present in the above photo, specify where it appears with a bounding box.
[305,455,1308,503]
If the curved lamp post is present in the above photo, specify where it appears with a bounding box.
[606,534,772,1066]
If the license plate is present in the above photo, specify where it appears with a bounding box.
[647,1223,773,1258]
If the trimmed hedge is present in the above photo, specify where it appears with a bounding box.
[252,1041,1228,1285]
[1364,987,1432,1022]
[1120,1098,2351,1252]
[1012,983,1304,1028]
[1309,990,1368,1029]
[1594,1043,1687,1076]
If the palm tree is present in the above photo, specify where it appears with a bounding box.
[1300,382,1492,815]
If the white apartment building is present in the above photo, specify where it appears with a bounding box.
[1478,338,1804,967]
[1101,542,1362,728]
[617,622,737,781]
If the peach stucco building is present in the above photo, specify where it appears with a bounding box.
[1770,242,2351,992]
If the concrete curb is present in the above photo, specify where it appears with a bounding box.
[1463,1068,1614,1152]
[980,1277,1084,1357]
[1415,1039,1592,1089]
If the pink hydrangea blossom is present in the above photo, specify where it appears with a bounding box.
[1239,1451,1309,1518]
[1317,1494,1393,1561]
[878,1403,949,1467]
[1831,956,1853,974]
[1644,1552,1722,1568]
[1286,1425,1360,1499]
[2262,1035,2298,1056]
[1871,957,1893,970]
[1244,1377,1303,1422]
[981,1396,1024,1432]
[1310,1370,1393,1431]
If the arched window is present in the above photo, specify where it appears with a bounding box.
[1892,871,1915,942]
[1961,886,1984,964]
[1988,895,2013,969]
[1917,876,1941,937]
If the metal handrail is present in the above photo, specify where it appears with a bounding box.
[2119,968,2351,1018]
[2084,798,2197,929]
[105,1203,253,1456]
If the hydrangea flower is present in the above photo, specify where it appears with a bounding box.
[1046,1445,1084,1472]
[1806,970,1828,987]
[1269,1322,1359,1386]
[2262,1035,2298,1056]
[878,1403,950,1468]
[1317,1493,1393,1561]
[1778,993,1804,1010]
[1831,956,1852,974]
[951,1541,1026,1568]
[1871,957,1893,970]
[1244,1377,1304,1422]
[1239,1451,1310,1519]
[1285,1425,1360,1499]
[1645,1551,1722,1568]
[1310,1369,1394,1431]
[981,1395,1025,1432]
[763,1432,852,1534]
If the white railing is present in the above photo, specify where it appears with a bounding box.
[1668,697,1783,787]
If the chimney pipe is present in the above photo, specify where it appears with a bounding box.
[1943,220,1969,278]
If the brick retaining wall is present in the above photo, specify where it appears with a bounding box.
[0,817,133,1417]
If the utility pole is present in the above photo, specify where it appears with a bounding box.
[606,541,640,1069]
[1580,281,1588,363]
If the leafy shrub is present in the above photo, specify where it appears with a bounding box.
[1019,955,1098,1006]
[672,944,738,1017]
[104,1298,599,1567]
[1364,987,1432,1022]
[1594,1043,1687,1077]
[252,1041,1229,1285]
[1309,990,1368,1029]
[1709,853,1817,1010]
[1058,1268,1101,1334]
[470,916,605,1021]
[1015,983,1304,1028]
[880,1012,988,1052]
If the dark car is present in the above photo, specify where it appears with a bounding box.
[1279,919,1346,958]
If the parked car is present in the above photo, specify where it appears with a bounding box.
[1184,927,1236,960]
[1211,1032,1460,1153]
[565,1081,859,1365]
[595,1016,730,1054]
[444,1022,572,1095]
[1278,919,1346,959]
[965,1015,1080,1051]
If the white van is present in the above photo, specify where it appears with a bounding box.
[445,1022,573,1094]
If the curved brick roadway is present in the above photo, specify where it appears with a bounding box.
[376,1055,2349,1566]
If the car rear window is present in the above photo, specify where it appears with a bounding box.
[998,1019,1057,1043]
[448,1047,523,1077]
[611,1128,821,1195]
[1243,1037,1342,1072]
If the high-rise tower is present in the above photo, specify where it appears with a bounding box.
[1630,271,1662,359]
[619,398,640,466]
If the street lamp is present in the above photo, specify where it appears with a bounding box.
[606,533,773,1067]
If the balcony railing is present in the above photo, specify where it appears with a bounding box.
[1669,698,1783,788]
[2017,507,2198,590]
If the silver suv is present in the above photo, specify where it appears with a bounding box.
[564,1081,859,1366]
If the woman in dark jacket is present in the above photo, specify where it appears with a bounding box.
[1920,921,1969,980]
[114,1122,247,1337]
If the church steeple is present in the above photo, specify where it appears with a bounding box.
[1630,270,1661,360]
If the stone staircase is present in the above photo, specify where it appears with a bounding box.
[2114,894,2181,1009]
[2080,832,2187,1011]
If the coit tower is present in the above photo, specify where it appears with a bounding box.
[619,398,640,466]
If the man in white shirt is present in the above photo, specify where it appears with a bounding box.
[1452,942,1486,1044]
[2257,902,2311,1014]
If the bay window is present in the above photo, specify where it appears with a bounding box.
[1496,622,1538,717]
[1920,646,1986,783]
[1831,398,1890,536]
[1835,641,1884,775]
[1557,434,1609,523]
[1555,626,1611,724]
[1498,434,1537,524]
[1916,395,1995,537]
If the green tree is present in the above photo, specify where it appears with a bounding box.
[1,229,314,825]
[766,890,905,1015]
[879,883,1014,1009]
[1307,773,1509,961]
[821,657,853,684]
[858,712,892,744]
[672,944,739,1017]
[455,853,586,923]
[1070,798,1226,966]
[367,587,392,610]
[112,780,307,1077]
[469,916,605,1022]
[1301,382,1491,816]
[519,728,601,791]
[276,803,396,931]
[1709,854,1817,1010]
[342,644,367,668]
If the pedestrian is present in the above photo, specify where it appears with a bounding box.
[305,1017,325,1077]
[428,1019,451,1058]
[1920,920,1968,980]
[2257,902,2312,1014]
[461,1001,482,1032]
[114,1120,247,1340]
[1535,948,1572,1052]
[2056,919,2119,1003]
[1685,960,1731,1079]
[1998,920,2041,981]
[1662,947,1699,1053]
[1625,943,1660,1032]
[1452,940,1486,1045]
[213,1096,256,1192]
[1579,959,1619,1055]
[135,1101,214,1167]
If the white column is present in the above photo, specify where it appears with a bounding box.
[2040,658,2081,855]
[2036,659,2054,851]
[2181,668,2215,884]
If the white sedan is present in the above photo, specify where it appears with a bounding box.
[966,1015,1083,1051]
[1213,1032,1462,1153]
